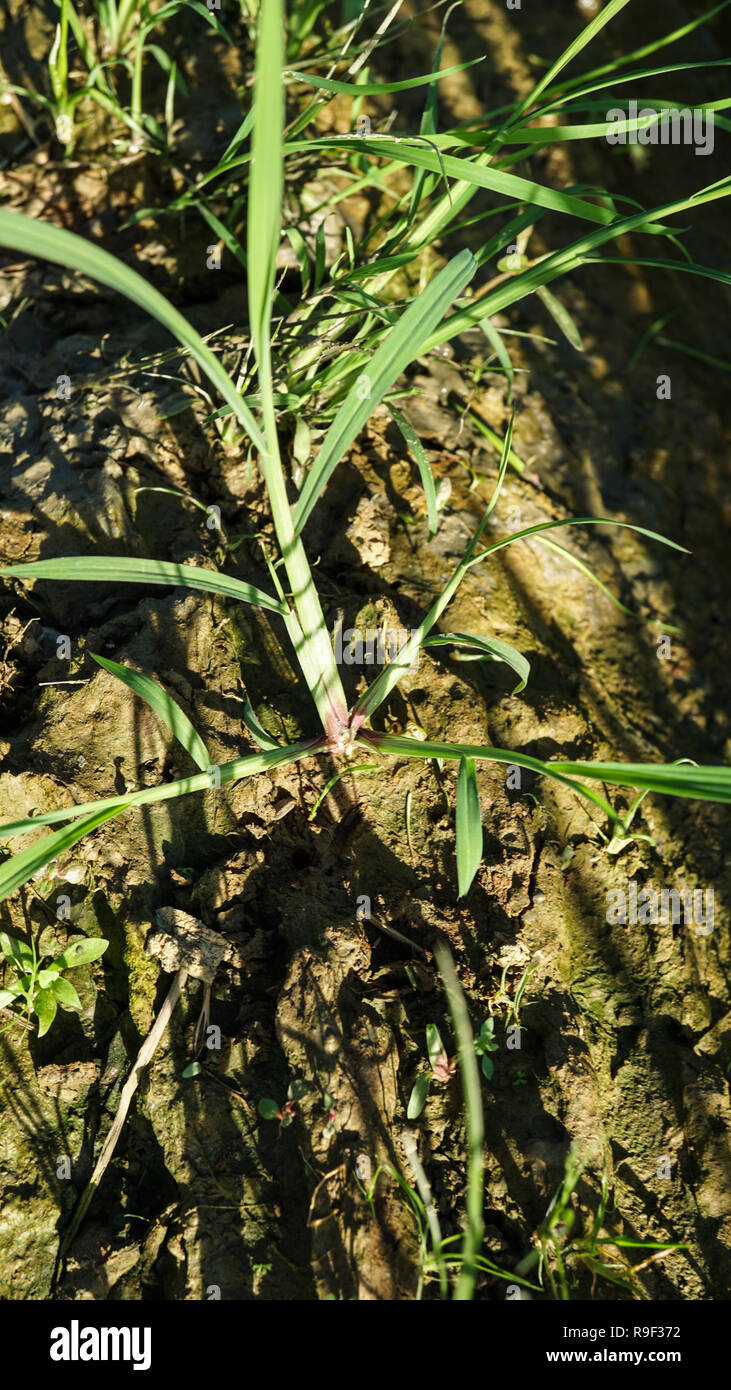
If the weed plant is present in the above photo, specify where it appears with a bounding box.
[0,0,729,915]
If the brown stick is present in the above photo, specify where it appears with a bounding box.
[60,967,188,1256]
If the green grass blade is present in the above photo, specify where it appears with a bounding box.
[546,1,731,100]
[0,209,267,455]
[247,0,283,379]
[536,285,583,351]
[91,654,210,772]
[285,59,484,96]
[242,694,279,751]
[549,760,731,802]
[469,516,687,568]
[0,556,287,616]
[0,807,127,904]
[477,316,514,398]
[352,416,515,723]
[503,0,632,132]
[0,741,319,841]
[423,633,530,693]
[386,403,438,536]
[419,184,731,354]
[530,536,677,630]
[456,757,482,898]
[293,248,477,533]
[408,8,451,222]
[245,0,349,737]
[433,942,484,1301]
[359,733,731,806]
[290,136,619,229]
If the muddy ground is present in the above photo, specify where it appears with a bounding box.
[0,0,729,1300]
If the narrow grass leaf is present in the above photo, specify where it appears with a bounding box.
[0,807,127,904]
[423,633,530,693]
[247,0,284,373]
[284,60,484,96]
[91,654,210,772]
[433,942,484,1300]
[242,694,279,751]
[360,733,731,805]
[0,741,319,840]
[0,556,287,616]
[290,137,619,229]
[0,210,266,455]
[386,403,438,535]
[456,757,482,898]
[478,316,514,397]
[504,0,632,131]
[536,285,583,350]
[293,249,477,532]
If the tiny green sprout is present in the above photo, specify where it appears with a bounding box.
[473,1018,500,1081]
[258,1097,297,1126]
[407,1023,457,1119]
[0,931,108,1037]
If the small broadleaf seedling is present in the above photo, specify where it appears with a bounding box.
[0,931,108,1037]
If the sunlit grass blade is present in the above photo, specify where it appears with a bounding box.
[288,135,620,229]
[358,733,731,806]
[536,285,583,351]
[530,535,681,632]
[293,248,477,533]
[502,0,632,133]
[0,741,319,841]
[284,59,484,96]
[352,413,515,724]
[0,209,266,455]
[0,556,287,616]
[477,316,514,399]
[456,757,482,898]
[468,516,687,569]
[433,942,484,1301]
[242,694,279,751]
[247,0,283,378]
[91,654,211,772]
[245,0,348,738]
[386,403,438,536]
[0,807,127,904]
[545,1,731,101]
[419,184,731,354]
[423,633,530,693]
[408,7,452,223]
[548,760,731,803]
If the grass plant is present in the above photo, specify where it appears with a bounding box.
[1,0,729,918]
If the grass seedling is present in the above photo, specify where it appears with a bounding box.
[2,0,230,153]
[0,0,730,913]
[515,1148,688,1300]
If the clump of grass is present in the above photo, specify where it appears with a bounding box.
[0,0,230,153]
[0,0,729,921]
[515,1148,688,1300]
